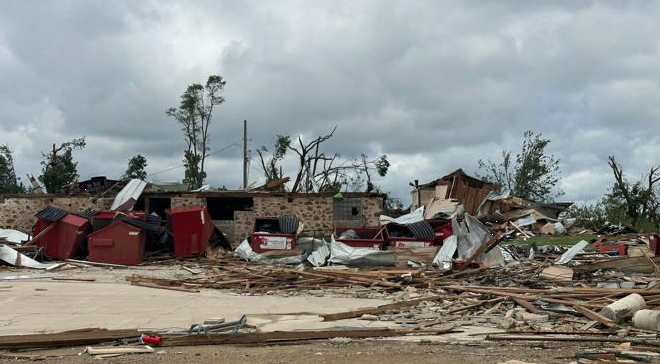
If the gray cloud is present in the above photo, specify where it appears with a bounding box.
[1,0,660,203]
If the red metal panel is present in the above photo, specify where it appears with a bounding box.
[88,221,145,265]
[167,206,213,258]
[34,213,90,260]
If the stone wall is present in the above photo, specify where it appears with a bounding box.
[0,196,113,233]
[0,193,384,247]
[171,196,206,208]
[233,210,255,246]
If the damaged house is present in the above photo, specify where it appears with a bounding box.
[0,187,386,248]
[410,169,498,214]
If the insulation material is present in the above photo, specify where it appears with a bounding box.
[307,240,330,267]
[0,229,29,244]
[329,238,395,267]
[432,235,457,270]
[234,240,306,265]
[555,240,588,265]
[0,244,53,269]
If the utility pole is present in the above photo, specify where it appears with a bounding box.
[243,119,248,189]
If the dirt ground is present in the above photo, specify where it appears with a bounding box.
[2,340,584,364]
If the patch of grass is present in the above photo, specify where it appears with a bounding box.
[505,234,599,246]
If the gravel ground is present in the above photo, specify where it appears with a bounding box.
[1,340,583,364]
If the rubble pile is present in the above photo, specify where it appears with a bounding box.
[3,178,660,363]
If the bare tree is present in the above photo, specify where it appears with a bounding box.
[262,127,391,193]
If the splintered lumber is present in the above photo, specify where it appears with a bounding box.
[0,328,140,350]
[163,328,430,346]
[321,295,444,321]
[485,334,660,347]
[574,256,660,274]
[131,281,200,293]
[446,297,505,314]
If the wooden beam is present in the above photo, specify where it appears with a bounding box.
[162,328,438,346]
[0,329,140,350]
[22,223,55,247]
[320,296,444,321]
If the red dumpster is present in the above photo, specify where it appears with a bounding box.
[34,214,90,260]
[166,206,213,258]
[251,217,298,253]
[386,220,451,249]
[92,211,145,232]
[87,221,145,265]
[334,227,385,250]
[650,234,660,256]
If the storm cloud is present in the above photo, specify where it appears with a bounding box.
[1,0,660,204]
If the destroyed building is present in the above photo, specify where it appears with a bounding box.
[410,169,497,214]
[0,189,385,247]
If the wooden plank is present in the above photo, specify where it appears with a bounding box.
[22,223,55,247]
[51,276,96,282]
[572,304,615,327]
[643,252,660,278]
[0,329,140,350]
[321,296,444,321]
[131,281,200,293]
[65,259,129,269]
[510,297,541,314]
[162,328,438,346]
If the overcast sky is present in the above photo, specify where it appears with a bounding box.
[1,1,659,204]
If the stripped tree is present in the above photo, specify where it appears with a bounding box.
[167,75,226,189]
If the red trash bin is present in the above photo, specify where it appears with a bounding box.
[650,234,660,256]
[334,227,385,250]
[166,206,213,258]
[92,211,146,232]
[251,217,298,253]
[88,221,145,265]
[34,213,90,260]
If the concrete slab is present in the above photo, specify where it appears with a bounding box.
[0,281,390,335]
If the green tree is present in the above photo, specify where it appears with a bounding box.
[605,156,660,227]
[0,145,25,193]
[478,131,562,201]
[123,154,148,180]
[256,135,291,182]
[167,75,226,189]
[39,138,86,193]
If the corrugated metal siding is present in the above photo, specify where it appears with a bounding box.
[278,216,300,234]
[406,220,435,238]
[34,206,68,222]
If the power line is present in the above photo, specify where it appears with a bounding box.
[147,142,241,177]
